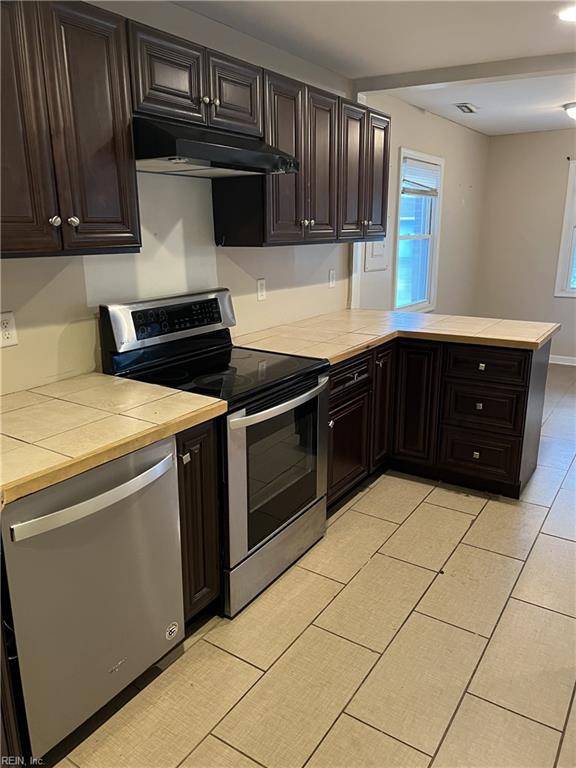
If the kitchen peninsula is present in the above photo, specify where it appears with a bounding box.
[234,309,559,502]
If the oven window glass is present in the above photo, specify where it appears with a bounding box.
[246,397,318,551]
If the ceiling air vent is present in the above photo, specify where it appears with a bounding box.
[454,103,478,114]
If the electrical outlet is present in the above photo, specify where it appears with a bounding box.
[0,312,18,348]
[257,278,266,301]
[329,269,336,288]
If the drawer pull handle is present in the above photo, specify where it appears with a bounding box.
[475,402,484,410]
[478,363,486,371]
[472,450,481,459]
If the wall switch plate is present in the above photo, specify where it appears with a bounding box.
[0,312,18,348]
[257,278,266,301]
[329,269,336,288]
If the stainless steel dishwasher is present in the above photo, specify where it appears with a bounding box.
[1,437,184,759]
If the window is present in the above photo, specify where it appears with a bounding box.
[394,149,444,311]
[554,160,576,298]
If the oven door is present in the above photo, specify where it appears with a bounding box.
[226,375,329,568]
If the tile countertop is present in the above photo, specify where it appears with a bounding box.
[232,310,561,365]
[0,373,227,505]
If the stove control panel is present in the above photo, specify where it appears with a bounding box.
[131,298,222,340]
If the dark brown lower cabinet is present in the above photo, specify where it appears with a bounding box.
[326,338,549,505]
[1,554,26,763]
[393,340,442,466]
[176,422,220,622]
[371,344,394,468]
[327,387,371,505]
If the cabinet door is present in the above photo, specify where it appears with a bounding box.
[40,2,141,250]
[1,559,24,761]
[1,2,61,255]
[328,388,371,504]
[365,111,390,239]
[177,422,220,622]
[129,22,206,124]
[337,101,366,240]
[393,340,442,465]
[265,72,306,243]
[207,51,263,136]
[371,345,395,468]
[306,88,338,240]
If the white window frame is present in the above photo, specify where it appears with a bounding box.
[554,159,576,298]
[393,148,444,312]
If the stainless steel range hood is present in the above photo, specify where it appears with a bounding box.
[133,115,298,178]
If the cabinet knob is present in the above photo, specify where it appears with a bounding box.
[368,220,373,226]
[202,96,211,105]
[475,402,484,411]
[376,359,383,368]
[363,220,368,226]
[310,219,315,227]
[478,362,486,371]
[48,215,62,227]
[472,450,481,459]
[179,452,191,465]
[328,420,335,429]
[67,216,80,227]
[213,97,221,107]
[301,219,310,228]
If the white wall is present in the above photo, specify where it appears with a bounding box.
[353,92,489,314]
[0,2,352,394]
[475,128,576,358]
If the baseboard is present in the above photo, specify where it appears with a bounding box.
[550,355,576,366]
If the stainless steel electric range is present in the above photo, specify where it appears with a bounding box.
[99,289,329,616]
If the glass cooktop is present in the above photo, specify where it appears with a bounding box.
[132,346,328,405]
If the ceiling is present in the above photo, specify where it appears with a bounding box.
[385,73,576,134]
[178,1,576,79]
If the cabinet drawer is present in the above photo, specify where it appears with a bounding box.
[439,427,520,484]
[444,344,530,386]
[330,354,372,396]
[443,381,527,435]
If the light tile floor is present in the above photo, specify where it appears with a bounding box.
[58,365,576,768]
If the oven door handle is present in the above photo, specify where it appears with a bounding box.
[228,375,329,430]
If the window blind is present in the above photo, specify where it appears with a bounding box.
[401,156,442,197]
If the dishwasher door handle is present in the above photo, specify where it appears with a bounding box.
[10,452,175,543]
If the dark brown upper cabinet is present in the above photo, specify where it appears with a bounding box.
[212,74,339,246]
[41,2,141,251]
[1,2,61,256]
[129,25,263,137]
[265,73,306,243]
[129,22,206,124]
[365,111,391,239]
[1,1,141,257]
[306,87,338,240]
[338,100,390,241]
[338,101,366,241]
[207,51,263,136]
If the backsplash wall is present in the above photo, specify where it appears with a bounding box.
[0,174,350,394]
